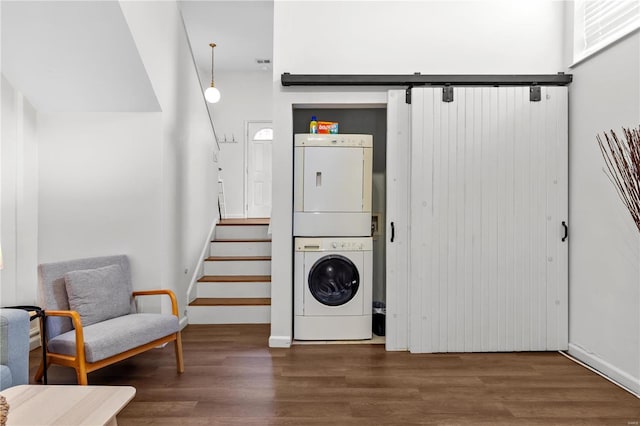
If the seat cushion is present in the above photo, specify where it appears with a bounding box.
[64,264,131,327]
[47,313,179,363]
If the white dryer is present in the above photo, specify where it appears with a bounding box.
[294,237,372,340]
[294,134,372,236]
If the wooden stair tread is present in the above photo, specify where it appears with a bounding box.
[206,256,271,261]
[212,238,272,243]
[198,275,271,283]
[189,298,271,306]
[218,218,269,226]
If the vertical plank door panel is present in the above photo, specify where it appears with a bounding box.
[409,86,568,353]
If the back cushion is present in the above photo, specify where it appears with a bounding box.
[64,264,131,327]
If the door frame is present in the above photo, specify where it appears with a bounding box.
[244,120,273,218]
[270,91,389,348]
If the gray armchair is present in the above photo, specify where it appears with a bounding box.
[36,255,184,385]
[0,308,30,390]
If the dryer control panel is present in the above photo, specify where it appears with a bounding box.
[295,237,372,252]
[295,134,373,148]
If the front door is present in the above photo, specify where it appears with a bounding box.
[246,121,273,218]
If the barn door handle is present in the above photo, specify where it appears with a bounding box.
[390,222,395,242]
[562,221,568,242]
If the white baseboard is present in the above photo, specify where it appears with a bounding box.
[269,335,292,348]
[29,332,41,351]
[567,343,640,397]
[179,316,188,330]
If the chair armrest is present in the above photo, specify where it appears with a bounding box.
[43,310,85,362]
[132,290,179,317]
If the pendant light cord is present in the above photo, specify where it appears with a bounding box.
[210,42,216,87]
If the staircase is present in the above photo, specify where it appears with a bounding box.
[187,218,271,324]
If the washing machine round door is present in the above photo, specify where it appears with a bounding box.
[308,254,360,306]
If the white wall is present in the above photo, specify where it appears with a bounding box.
[212,70,273,218]
[270,0,566,346]
[120,0,219,318]
[274,1,564,75]
[567,30,640,393]
[33,1,218,320]
[38,113,164,309]
[0,75,39,306]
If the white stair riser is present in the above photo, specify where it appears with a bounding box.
[210,241,271,257]
[215,225,269,240]
[204,260,271,275]
[187,305,270,324]
[197,282,271,298]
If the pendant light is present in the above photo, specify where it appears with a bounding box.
[204,42,221,103]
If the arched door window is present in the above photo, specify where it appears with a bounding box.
[253,128,273,140]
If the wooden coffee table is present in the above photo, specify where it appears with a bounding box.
[0,385,135,425]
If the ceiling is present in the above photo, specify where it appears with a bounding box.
[179,1,274,75]
[1,1,273,113]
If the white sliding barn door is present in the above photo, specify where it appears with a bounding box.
[409,86,568,353]
[386,90,411,351]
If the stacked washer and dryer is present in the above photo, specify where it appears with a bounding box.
[293,133,374,340]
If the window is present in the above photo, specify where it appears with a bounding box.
[252,128,273,141]
[573,0,640,65]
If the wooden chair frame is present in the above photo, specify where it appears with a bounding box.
[35,290,184,385]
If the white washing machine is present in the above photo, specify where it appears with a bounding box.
[294,237,372,340]
[293,134,372,236]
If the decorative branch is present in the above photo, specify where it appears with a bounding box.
[597,126,640,233]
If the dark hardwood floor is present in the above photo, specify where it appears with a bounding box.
[29,324,639,425]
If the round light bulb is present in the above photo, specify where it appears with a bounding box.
[205,86,221,103]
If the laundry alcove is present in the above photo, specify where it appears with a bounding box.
[292,106,389,342]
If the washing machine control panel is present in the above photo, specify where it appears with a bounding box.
[295,237,373,252]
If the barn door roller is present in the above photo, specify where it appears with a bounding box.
[530,85,541,102]
[442,86,454,103]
